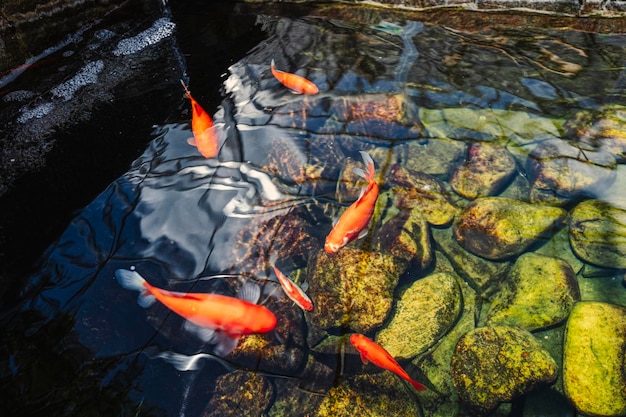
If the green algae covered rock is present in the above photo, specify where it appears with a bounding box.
[563,302,626,417]
[388,164,460,226]
[454,197,566,260]
[307,249,401,333]
[315,373,423,417]
[451,325,558,415]
[203,370,273,416]
[405,137,466,179]
[450,142,517,200]
[487,253,580,331]
[432,226,510,294]
[376,272,462,360]
[569,199,626,269]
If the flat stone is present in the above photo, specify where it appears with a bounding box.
[376,272,462,360]
[563,302,626,416]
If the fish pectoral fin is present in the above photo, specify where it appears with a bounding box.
[300,281,309,292]
[357,227,369,240]
[214,334,239,356]
[359,352,369,365]
[238,282,261,304]
[184,320,218,343]
[187,137,197,147]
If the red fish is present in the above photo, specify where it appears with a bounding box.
[325,151,379,253]
[181,80,220,158]
[272,263,313,312]
[271,59,319,95]
[350,333,427,392]
[115,269,276,353]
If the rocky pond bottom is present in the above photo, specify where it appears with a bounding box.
[2,3,626,417]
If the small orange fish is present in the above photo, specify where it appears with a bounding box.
[181,80,220,158]
[350,333,427,392]
[325,151,379,253]
[272,263,313,312]
[115,269,276,353]
[271,59,319,95]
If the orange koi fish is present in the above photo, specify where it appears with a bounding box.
[350,333,427,392]
[325,151,379,253]
[271,59,319,95]
[272,262,313,312]
[181,80,220,158]
[115,269,276,353]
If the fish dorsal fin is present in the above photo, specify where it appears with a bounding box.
[238,282,261,304]
[359,351,369,365]
[332,215,340,227]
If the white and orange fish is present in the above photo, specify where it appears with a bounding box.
[115,269,276,354]
[325,151,379,253]
[350,333,427,392]
[181,80,221,158]
[271,258,313,312]
[271,59,319,95]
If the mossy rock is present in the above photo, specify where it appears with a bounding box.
[569,199,626,269]
[376,272,462,360]
[563,302,626,416]
[486,253,580,331]
[453,197,566,260]
[203,370,273,416]
[450,325,558,414]
[307,249,401,333]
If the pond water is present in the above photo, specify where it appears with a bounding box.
[2,2,626,416]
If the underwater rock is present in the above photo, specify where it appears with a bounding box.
[314,373,422,417]
[451,325,558,415]
[453,197,566,260]
[527,138,617,205]
[373,209,433,271]
[307,249,400,334]
[388,164,460,226]
[486,253,580,331]
[404,137,466,179]
[450,142,517,199]
[567,106,626,163]
[203,370,273,417]
[563,302,626,417]
[569,199,626,269]
[376,272,462,360]
[432,226,510,294]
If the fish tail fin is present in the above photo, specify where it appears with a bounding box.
[268,251,278,268]
[409,378,427,392]
[114,269,156,308]
[358,151,375,183]
[271,58,276,71]
[180,79,191,98]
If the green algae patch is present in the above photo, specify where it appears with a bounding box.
[569,199,626,269]
[376,272,462,360]
[454,197,566,260]
[450,325,557,414]
[563,302,626,416]
[204,370,273,416]
[307,249,401,333]
[487,253,580,331]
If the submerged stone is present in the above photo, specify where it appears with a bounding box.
[569,199,626,269]
[307,249,400,333]
[450,142,517,200]
[203,370,273,417]
[563,302,626,417]
[451,325,558,415]
[373,209,433,271]
[487,253,580,331]
[388,164,460,226]
[453,197,566,260]
[568,106,626,163]
[404,137,466,179]
[376,272,462,360]
[527,138,617,205]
